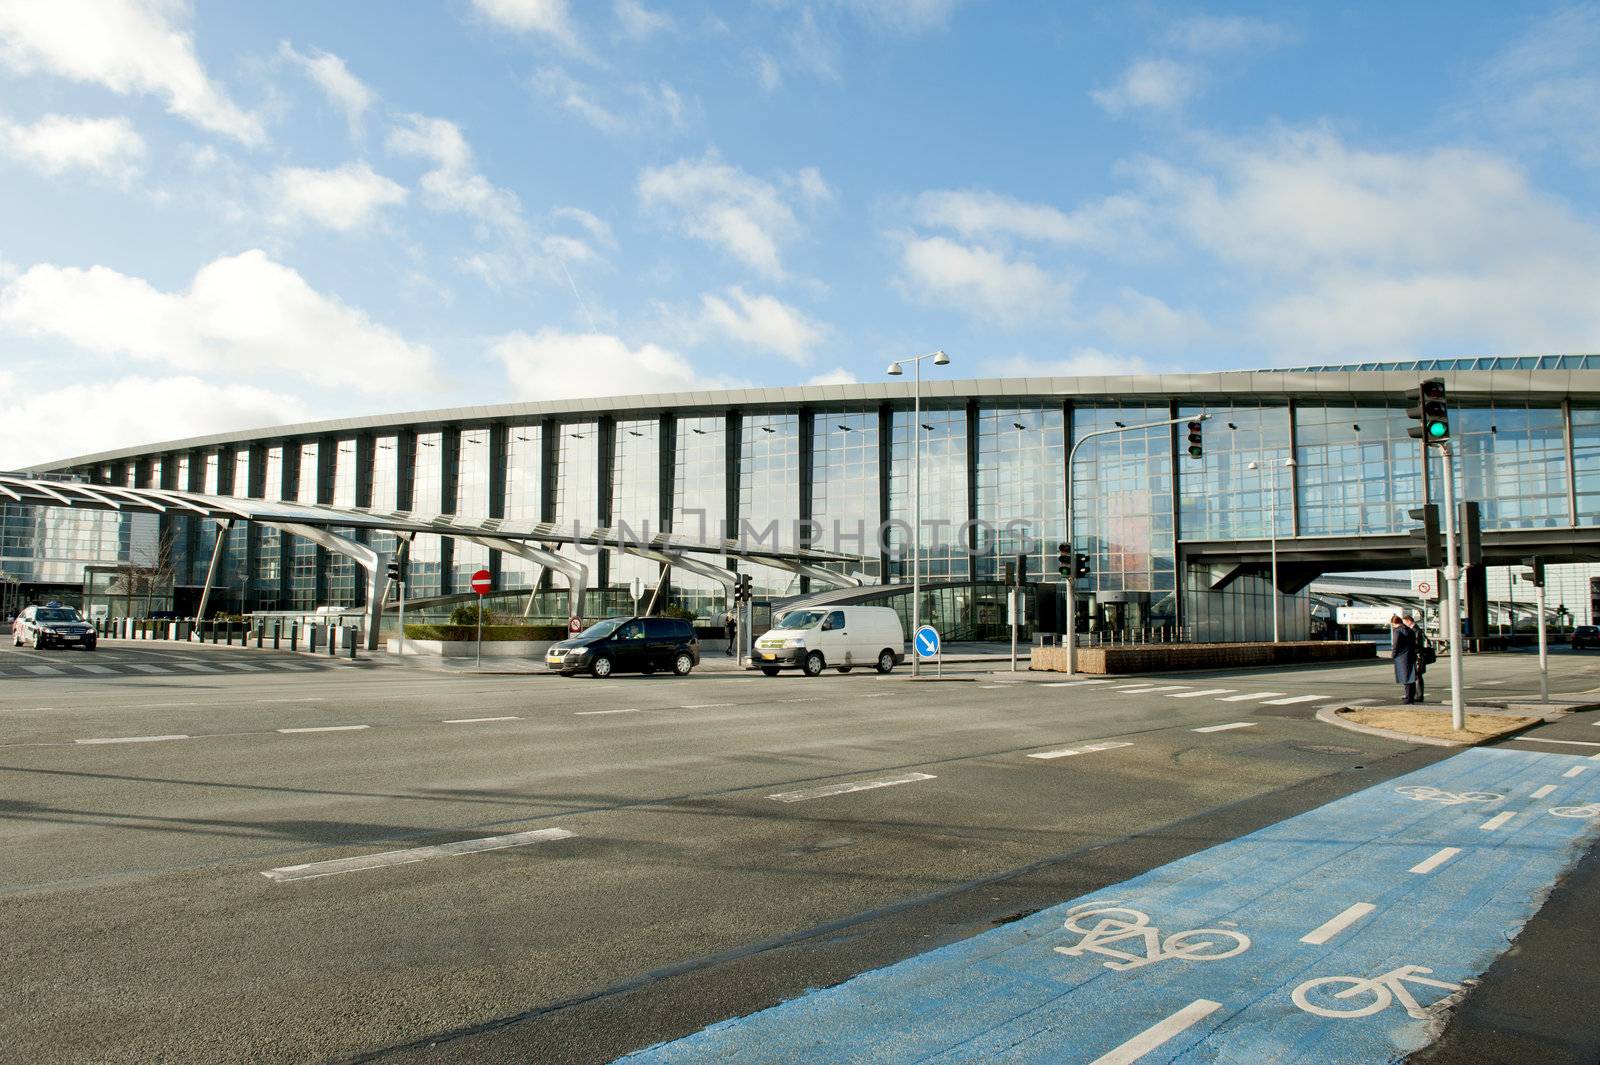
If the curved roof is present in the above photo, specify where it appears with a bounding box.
[28,357,1600,471]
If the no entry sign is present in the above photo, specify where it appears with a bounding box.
[470,569,492,596]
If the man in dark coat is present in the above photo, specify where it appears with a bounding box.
[1392,617,1420,704]
[1403,615,1427,702]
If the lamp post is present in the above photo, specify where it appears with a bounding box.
[1247,456,1296,643]
[886,350,950,676]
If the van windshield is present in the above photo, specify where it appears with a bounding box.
[774,610,824,629]
[576,617,627,639]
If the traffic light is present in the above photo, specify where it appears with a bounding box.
[1057,542,1071,577]
[1459,501,1482,567]
[1406,378,1450,442]
[1015,551,1027,586]
[1002,561,1016,587]
[733,573,753,602]
[1407,504,1442,568]
[386,559,404,584]
[1185,419,1204,459]
[1074,552,1090,580]
[1523,557,1545,587]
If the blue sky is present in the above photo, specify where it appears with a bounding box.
[2,0,1599,466]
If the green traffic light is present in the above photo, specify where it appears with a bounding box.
[1428,421,1447,438]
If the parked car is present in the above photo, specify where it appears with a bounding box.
[753,605,905,677]
[546,616,699,677]
[12,603,97,651]
[1571,625,1599,650]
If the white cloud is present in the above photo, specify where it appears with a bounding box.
[490,329,738,400]
[806,367,856,385]
[1091,289,1209,351]
[831,0,966,33]
[896,235,1067,326]
[0,250,437,392]
[0,374,313,469]
[1092,57,1203,115]
[268,162,407,232]
[551,206,615,248]
[638,150,823,277]
[914,188,1147,249]
[532,67,686,135]
[753,51,783,92]
[614,0,672,40]
[387,113,525,235]
[0,112,145,182]
[472,0,583,51]
[0,0,262,144]
[279,42,376,139]
[1164,15,1294,54]
[699,286,825,362]
[1474,6,1600,166]
[984,348,1152,379]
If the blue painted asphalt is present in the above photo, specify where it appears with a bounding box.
[619,748,1600,1064]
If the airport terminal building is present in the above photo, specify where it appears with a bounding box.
[5,355,1600,643]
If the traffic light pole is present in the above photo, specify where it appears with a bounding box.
[396,574,406,659]
[1438,443,1466,730]
[1064,413,1209,676]
[1536,576,1549,702]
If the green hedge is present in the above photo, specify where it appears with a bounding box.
[403,624,567,642]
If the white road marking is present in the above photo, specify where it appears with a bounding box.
[75,664,115,674]
[173,663,222,673]
[1028,741,1134,760]
[1217,691,1286,702]
[23,665,64,675]
[681,703,734,709]
[1481,812,1515,831]
[128,665,171,674]
[768,772,935,803]
[1261,694,1326,706]
[277,725,369,734]
[1089,999,1222,1065]
[1116,685,1191,694]
[1111,685,1166,692]
[76,734,189,745]
[576,708,641,715]
[1320,698,1378,711]
[229,664,267,672]
[1166,688,1237,699]
[1300,902,1377,945]
[1532,784,1558,799]
[1516,737,1600,748]
[1409,847,1462,875]
[1565,766,1588,778]
[1192,722,1257,733]
[1043,680,1114,687]
[261,827,575,883]
[258,697,326,704]
[979,684,1008,689]
[1591,752,1600,761]
[444,716,521,723]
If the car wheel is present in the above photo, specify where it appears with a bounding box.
[672,652,694,676]
[876,650,895,674]
[761,667,780,677]
[803,651,825,677]
[84,640,97,652]
[590,655,614,678]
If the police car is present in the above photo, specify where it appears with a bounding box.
[12,602,98,651]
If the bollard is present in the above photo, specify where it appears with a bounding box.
[327,623,336,657]
[291,622,300,651]
[226,622,234,647]
[347,626,358,661]
[273,620,282,651]
[308,625,320,654]
[212,620,221,644]
[255,622,263,649]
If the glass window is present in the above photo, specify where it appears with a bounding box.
[1429,402,1569,529]
[611,418,661,592]
[408,432,443,599]
[670,415,727,605]
[1293,402,1423,536]
[888,405,968,581]
[975,404,1065,582]
[1071,404,1175,624]
[811,410,880,582]
[1574,408,1600,524]
[289,441,320,609]
[501,425,542,589]
[451,429,491,590]
[740,412,801,594]
[1178,403,1290,541]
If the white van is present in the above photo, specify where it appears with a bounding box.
[753,606,905,677]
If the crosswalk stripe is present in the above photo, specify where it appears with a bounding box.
[23,665,64,675]
[1193,722,1256,733]
[1260,694,1325,706]
[173,663,222,673]
[75,664,116,674]
[128,664,172,674]
[228,663,267,671]
[1216,691,1285,702]
[1115,684,1191,694]
[1166,688,1236,698]
[1043,679,1113,687]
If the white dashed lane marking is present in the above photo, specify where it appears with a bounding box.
[1028,741,1134,761]
[1192,722,1256,733]
[1216,691,1285,702]
[23,665,64,675]
[444,716,521,723]
[1565,766,1588,778]
[1089,999,1222,1065]
[277,725,370,734]
[261,827,576,883]
[768,772,935,803]
[1409,846,1462,875]
[1260,694,1325,706]
[76,734,189,745]
[1481,812,1515,831]
[1532,784,1557,799]
[1300,902,1376,945]
[1166,688,1236,699]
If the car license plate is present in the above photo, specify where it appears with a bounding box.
[760,652,775,660]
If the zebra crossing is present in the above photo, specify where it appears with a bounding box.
[1037,676,1376,711]
[0,655,340,679]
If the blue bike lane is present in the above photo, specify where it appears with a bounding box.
[618,747,1600,1064]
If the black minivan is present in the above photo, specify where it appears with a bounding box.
[545,616,700,677]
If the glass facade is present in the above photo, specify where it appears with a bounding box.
[1294,403,1422,536]
[1178,402,1289,541]
[1072,403,1175,628]
[408,432,443,599]
[1430,402,1569,529]
[500,425,542,589]
[810,410,880,581]
[670,415,727,603]
[975,404,1065,582]
[740,412,801,594]
[611,418,661,595]
[450,429,491,591]
[1575,407,1600,524]
[289,441,320,609]
[254,446,284,607]
[888,405,968,580]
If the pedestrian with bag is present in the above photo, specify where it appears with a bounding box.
[1392,613,1420,704]
[725,609,737,656]
[1404,615,1431,702]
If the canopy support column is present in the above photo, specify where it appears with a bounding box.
[194,518,232,622]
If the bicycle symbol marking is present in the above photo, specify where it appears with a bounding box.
[1054,903,1251,971]
[1292,965,1473,1020]
[1395,785,1504,806]
[1549,803,1600,820]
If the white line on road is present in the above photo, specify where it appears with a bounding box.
[23,665,64,675]
[128,664,171,674]
[1300,902,1377,945]
[1261,694,1326,706]
[1482,812,1515,831]
[258,697,326,704]
[261,827,576,883]
[575,708,641,715]
[681,703,734,709]
[277,725,370,734]
[768,772,935,803]
[1192,722,1257,733]
[1532,784,1558,799]
[1089,999,1222,1065]
[1565,766,1588,778]
[1516,737,1600,748]
[1117,685,1191,694]
[1409,847,1462,875]
[75,664,115,674]
[1110,685,1167,692]
[1216,691,1286,702]
[1043,680,1114,687]
[444,716,521,723]
[173,663,222,673]
[1166,689,1237,699]
[76,734,189,745]
[1028,741,1134,760]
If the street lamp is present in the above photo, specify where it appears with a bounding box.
[1248,456,1297,643]
[886,350,950,675]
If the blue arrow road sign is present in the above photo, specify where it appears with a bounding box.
[914,625,940,658]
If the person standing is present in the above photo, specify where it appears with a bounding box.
[1403,615,1427,702]
[725,609,737,656]
[1392,614,1420,704]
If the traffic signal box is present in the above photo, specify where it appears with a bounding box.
[1408,504,1442,568]
[1185,420,1204,459]
[1407,378,1450,442]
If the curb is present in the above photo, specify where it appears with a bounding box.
[1314,705,1549,749]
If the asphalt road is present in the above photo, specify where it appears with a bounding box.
[2,640,1597,1064]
